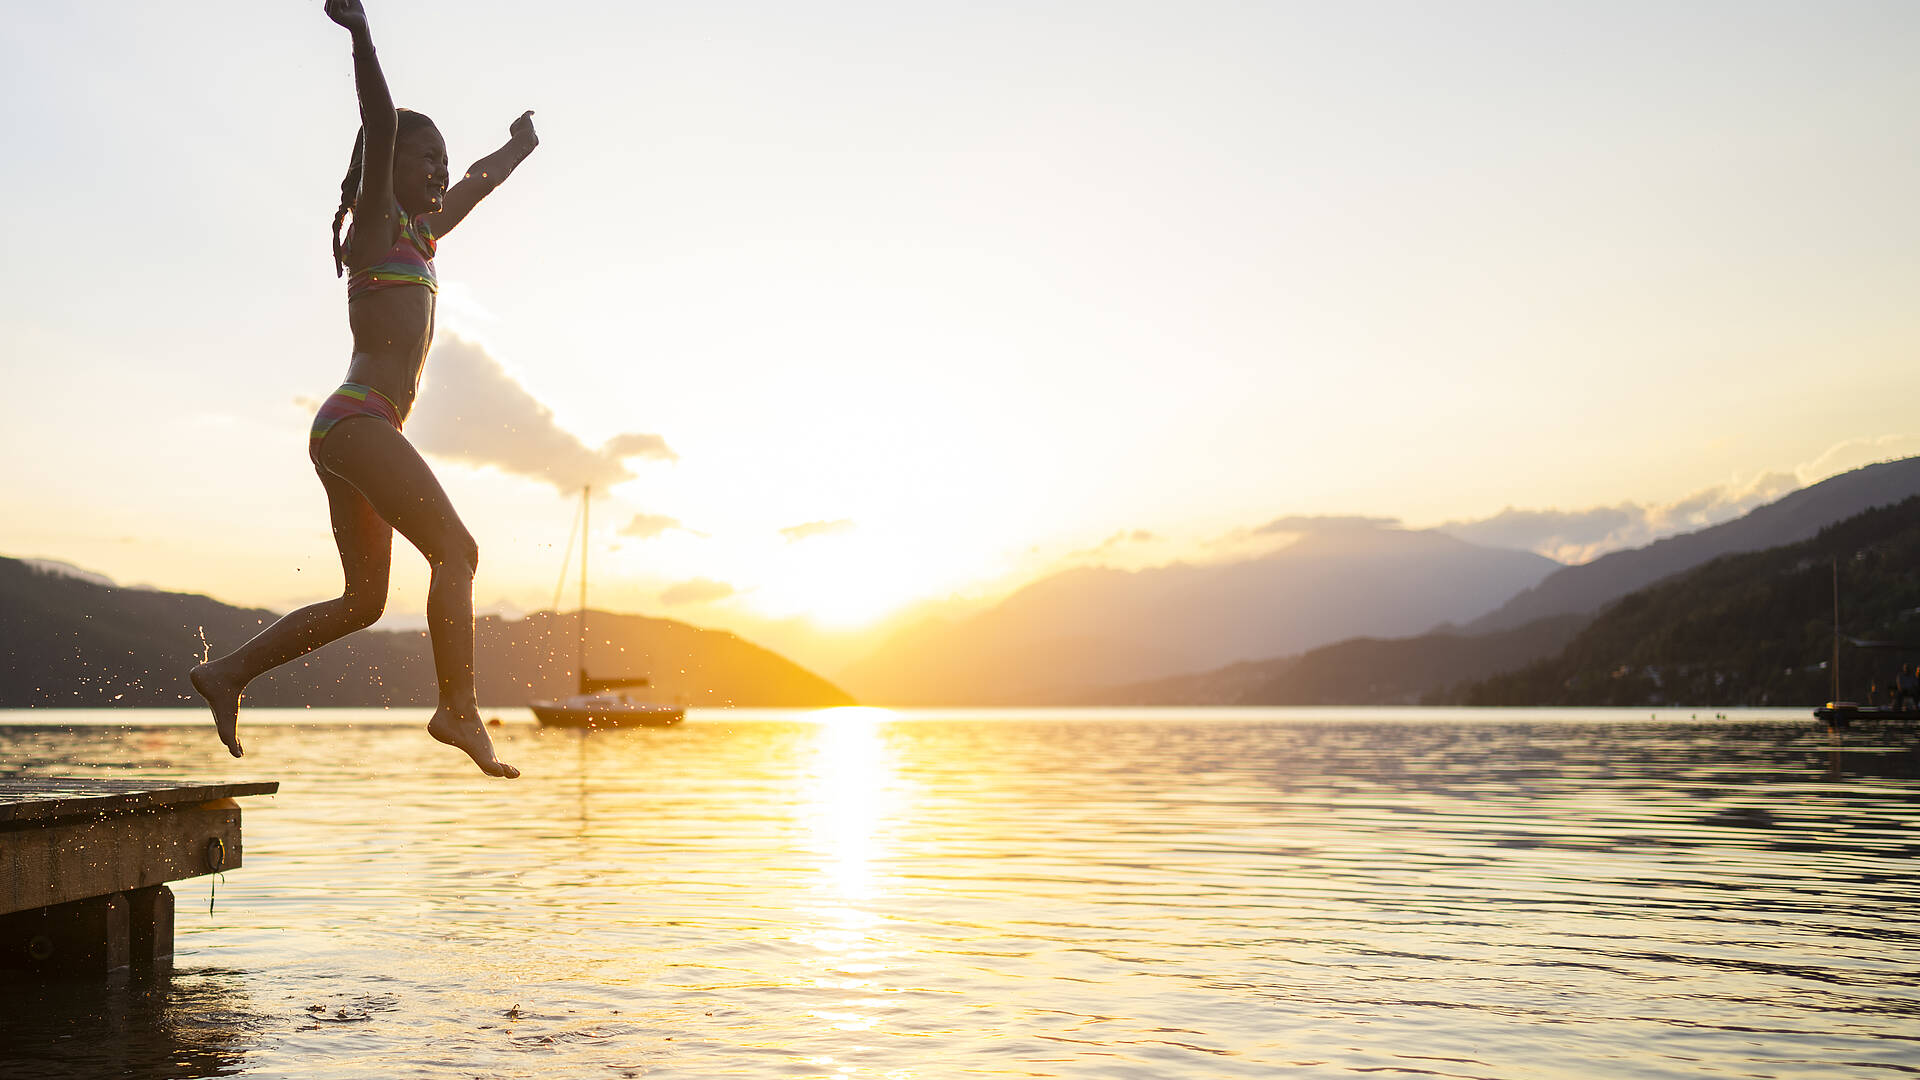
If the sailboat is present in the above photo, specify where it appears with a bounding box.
[1812,557,1920,726]
[530,485,685,728]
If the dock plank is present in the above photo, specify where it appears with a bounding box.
[1,803,244,915]
[0,778,278,826]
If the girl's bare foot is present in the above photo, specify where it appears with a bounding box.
[191,662,246,758]
[428,704,520,778]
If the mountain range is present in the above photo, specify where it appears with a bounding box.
[1075,614,1590,707]
[0,555,852,709]
[840,524,1558,704]
[17,456,1920,711]
[849,456,1920,706]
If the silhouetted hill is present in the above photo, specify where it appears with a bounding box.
[1060,614,1590,706]
[0,555,853,709]
[842,524,1559,705]
[1449,495,1920,707]
[1466,457,1920,633]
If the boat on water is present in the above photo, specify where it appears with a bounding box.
[531,682,684,728]
[1810,562,1920,727]
[530,486,685,729]
[1814,701,1920,726]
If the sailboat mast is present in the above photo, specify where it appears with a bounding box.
[579,485,590,694]
[1832,558,1840,703]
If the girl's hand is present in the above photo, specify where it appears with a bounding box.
[510,110,539,151]
[325,0,368,34]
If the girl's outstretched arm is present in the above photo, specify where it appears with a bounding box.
[425,111,540,239]
[327,0,401,262]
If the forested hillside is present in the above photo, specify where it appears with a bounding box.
[1451,496,1920,707]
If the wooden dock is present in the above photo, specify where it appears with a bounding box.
[0,777,278,977]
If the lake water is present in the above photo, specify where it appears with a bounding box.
[1,707,1917,1079]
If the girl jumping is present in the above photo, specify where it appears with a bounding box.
[192,0,538,778]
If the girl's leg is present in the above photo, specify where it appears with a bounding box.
[193,459,394,757]
[315,416,518,779]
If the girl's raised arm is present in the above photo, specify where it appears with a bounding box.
[425,111,540,240]
[327,0,399,265]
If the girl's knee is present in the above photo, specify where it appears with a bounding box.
[455,531,479,574]
[340,592,385,631]
[430,536,479,577]
[418,525,478,575]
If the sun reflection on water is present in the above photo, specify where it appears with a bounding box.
[793,708,908,1065]
[807,707,896,901]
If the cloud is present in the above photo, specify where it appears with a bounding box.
[620,513,703,540]
[406,334,677,492]
[1253,515,1400,535]
[659,577,735,606]
[621,513,682,539]
[1067,528,1161,560]
[780,518,856,543]
[602,433,676,461]
[1436,439,1920,565]
[1795,434,1920,485]
[1437,471,1802,564]
[1437,506,1638,557]
[1199,514,1402,556]
[21,558,117,588]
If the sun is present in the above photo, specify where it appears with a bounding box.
[750,569,915,630]
[745,534,937,629]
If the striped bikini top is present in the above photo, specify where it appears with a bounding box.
[345,204,437,298]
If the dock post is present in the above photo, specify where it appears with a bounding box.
[0,891,131,976]
[127,885,175,963]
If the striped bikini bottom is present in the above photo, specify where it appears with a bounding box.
[308,383,403,469]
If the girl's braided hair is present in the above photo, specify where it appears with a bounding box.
[331,108,440,278]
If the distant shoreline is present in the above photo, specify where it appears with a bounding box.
[0,705,1819,725]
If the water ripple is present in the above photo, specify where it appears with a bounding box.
[1,708,1917,1078]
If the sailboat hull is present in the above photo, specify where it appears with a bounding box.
[531,699,685,728]
[1813,701,1920,726]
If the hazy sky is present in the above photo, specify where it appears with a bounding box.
[4,1,1918,671]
